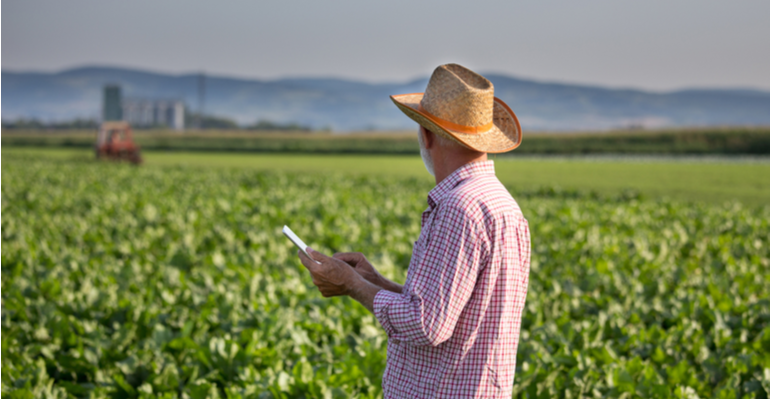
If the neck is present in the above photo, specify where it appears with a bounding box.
[433,150,488,185]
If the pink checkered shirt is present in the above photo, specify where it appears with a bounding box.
[373,160,531,399]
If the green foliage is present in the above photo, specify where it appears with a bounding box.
[522,127,770,155]
[4,127,770,155]
[513,196,770,398]
[1,118,99,130]
[6,147,770,207]
[244,120,313,132]
[2,154,769,398]
[183,113,241,130]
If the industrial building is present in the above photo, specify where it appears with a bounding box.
[122,99,185,130]
[103,85,123,121]
[102,85,185,131]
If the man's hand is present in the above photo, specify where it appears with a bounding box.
[333,252,382,286]
[298,248,361,297]
[297,248,384,313]
[334,252,403,294]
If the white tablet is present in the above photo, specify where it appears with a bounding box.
[282,225,319,263]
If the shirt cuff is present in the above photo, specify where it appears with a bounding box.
[373,289,401,338]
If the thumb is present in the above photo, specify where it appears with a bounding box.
[306,247,328,263]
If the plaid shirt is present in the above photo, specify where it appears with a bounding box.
[373,160,531,399]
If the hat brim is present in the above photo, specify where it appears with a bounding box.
[390,93,522,153]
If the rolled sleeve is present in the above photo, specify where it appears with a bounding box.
[373,289,400,338]
[373,288,433,345]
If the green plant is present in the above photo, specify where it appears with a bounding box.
[2,154,768,398]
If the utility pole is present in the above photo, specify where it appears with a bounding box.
[197,72,206,129]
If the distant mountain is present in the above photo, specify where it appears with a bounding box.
[3,66,770,131]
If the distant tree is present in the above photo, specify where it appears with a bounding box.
[184,112,240,129]
[1,118,99,130]
[245,119,312,131]
[1,118,45,130]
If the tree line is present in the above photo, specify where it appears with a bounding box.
[2,115,313,131]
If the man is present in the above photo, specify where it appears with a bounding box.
[298,64,531,398]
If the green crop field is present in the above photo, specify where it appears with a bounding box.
[2,150,769,398]
[5,147,770,206]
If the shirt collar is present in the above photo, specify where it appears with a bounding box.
[427,160,496,208]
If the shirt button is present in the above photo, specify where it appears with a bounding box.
[391,339,401,345]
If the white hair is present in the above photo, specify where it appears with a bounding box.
[418,127,435,177]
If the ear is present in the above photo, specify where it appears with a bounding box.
[421,126,435,149]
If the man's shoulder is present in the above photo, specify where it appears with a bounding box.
[442,174,524,223]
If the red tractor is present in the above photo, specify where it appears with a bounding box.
[95,121,142,164]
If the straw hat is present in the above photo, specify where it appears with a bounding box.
[390,63,522,153]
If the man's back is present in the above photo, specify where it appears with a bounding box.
[374,160,531,398]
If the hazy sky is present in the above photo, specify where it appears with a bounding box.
[3,0,770,91]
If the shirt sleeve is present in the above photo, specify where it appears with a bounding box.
[373,203,485,347]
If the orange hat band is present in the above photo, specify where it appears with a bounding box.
[417,104,493,134]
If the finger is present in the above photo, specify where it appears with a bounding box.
[298,250,320,271]
[298,248,322,266]
[333,252,362,264]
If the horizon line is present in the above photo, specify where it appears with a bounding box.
[3,63,770,95]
